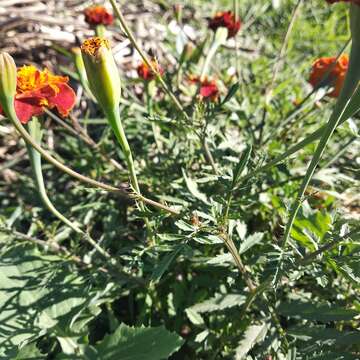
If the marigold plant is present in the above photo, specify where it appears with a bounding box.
[208,11,241,38]
[0,0,359,359]
[137,60,164,81]
[190,75,220,101]
[84,5,114,26]
[308,54,349,97]
[0,65,75,123]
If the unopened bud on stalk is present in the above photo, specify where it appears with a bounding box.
[81,37,121,113]
[0,52,17,109]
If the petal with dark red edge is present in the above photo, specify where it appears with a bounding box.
[47,83,76,117]
[14,98,44,124]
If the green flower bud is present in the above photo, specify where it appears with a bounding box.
[0,52,17,110]
[81,37,121,114]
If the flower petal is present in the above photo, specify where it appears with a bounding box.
[47,83,76,117]
[14,98,44,124]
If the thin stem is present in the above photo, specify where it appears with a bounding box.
[0,225,79,260]
[108,0,218,174]
[145,82,162,152]
[26,119,82,234]
[106,107,140,194]
[45,109,124,172]
[72,49,97,102]
[6,104,121,193]
[106,106,154,239]
[136,195,180,216]
[233,0,241,79]
[263,38,351,145]
[202,137,218,175]
[257,0,303,144]
[2,101,179,216]
[280,97,353,263]
[108,0,186,118]
[26,118,112,261]
[200,29,226,81]
[321,135,357,169]
[280,38,360,263]
[0,225,147,284]
[298,227,360,266]
[220,231,256,292]
[238,113,351,187]
[265,0,303,103]
[96,24,106,37]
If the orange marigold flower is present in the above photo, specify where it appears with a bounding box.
[190,75,219,102]
[308,54,349,98]
[137,60,164,81]
[84,5,114,26]
[0,65,76,124]
[208,11,241,39]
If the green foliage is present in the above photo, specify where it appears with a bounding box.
[58,324,184,360]
[0,0,359,359]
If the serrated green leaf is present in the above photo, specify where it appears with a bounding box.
[182,170,209,205]
[7,343,46,360]
[233,145,252,186]
[185,308,205,326]
[151,245,184,284]
[235,323,268,360]
[188,294,246,314]
[278,300,358,322]
[91,323,184,360]
[288,326,360,346]
[239,232,264,254]
[0,245,112,356]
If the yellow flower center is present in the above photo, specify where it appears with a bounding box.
[16,65,68,94]
[81,37,110,56]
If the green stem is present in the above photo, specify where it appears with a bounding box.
[279,24,360,272]
[106,106,154,239]
[239,109,356,187]
[96,24,106,37]
[26,118,82,234]
[106,107,140,194]
[202,136,218,175]
[4,102,120,193]
[1,98,179,216]
[26,118,112,260]
[145,82,162,152]
[321,135,357,169]
[108,0,186,117]
[108,0,219,174]
[200,29,226,81]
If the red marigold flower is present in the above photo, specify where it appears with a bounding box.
[208,11,241,39]
[84,5,114,26]
[326,0,360,4]
[190,75,219,102]
[0,65,76,124]
[137,60,164,81]
[308,54,349,98]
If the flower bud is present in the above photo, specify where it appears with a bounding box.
[0,52,17,109]
[81,37,121,113]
